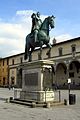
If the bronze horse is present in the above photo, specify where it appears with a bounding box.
[24,16,55,61]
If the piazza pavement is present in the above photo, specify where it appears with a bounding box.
[0,88,80,120]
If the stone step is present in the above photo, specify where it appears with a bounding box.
[10,99,64,108]
[10,99,46,107]
[10,99,32,106]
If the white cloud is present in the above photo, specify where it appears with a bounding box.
[0,23,25,39]
[0,22,26,57]
[55,34,72,43]
[0,10,33,57]
[7,50,23,57]
[16,10,46,21]
[50,34,73,44]
[16,10,34,16]
[0,10,48,57]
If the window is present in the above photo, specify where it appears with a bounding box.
[11,76,15,84]
[20,57,23,63]
[58,47,63,56]
[3,60,4,66]
[0,80,1,84]
[47,51,51,58]
[71,44,76,58]
[7,59,9,65]
[12,59,14,65]
[3,77,5,85]
[12,70,14,74]
[38,53,42,60]
[71,44,76,53]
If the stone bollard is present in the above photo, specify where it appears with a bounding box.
[31,102,36,108]
[10,97,13,100]
[64,99,67,105]
[46,102,51,108]
[6,98,10,103]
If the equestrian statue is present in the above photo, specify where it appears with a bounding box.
[24,12,55,61]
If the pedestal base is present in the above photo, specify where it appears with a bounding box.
[20,60,55,102]
[20,90,54,102]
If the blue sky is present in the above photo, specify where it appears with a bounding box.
[0,0,80,57]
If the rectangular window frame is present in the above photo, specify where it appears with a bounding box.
[58,47,63,56]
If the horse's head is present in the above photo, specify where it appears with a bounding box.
[38,15,55,38]
[48,15,55,29]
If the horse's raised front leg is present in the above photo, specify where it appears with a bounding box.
[24,41,28,60]
[46,43,52,58]
[28,47,34,62]
[38,41,43,60]
[38,47,42,60]
[24,38,30,61]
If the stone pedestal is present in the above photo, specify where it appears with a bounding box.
[20,60,54,102]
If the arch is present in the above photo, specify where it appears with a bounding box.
[56,62,67,72]
[69,60,80,86]
[69,60,80,72]
[55,62,67,88]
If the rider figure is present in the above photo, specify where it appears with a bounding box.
[31,12,42,42]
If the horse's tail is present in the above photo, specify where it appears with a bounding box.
[24,36,28,60]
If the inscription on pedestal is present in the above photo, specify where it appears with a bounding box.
[24,72,38,86]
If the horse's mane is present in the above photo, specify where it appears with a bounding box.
[40,17,49,30]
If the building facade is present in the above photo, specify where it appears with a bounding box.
[8,54,24,87]
[0,58,9,86]
[0,37,80,88]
